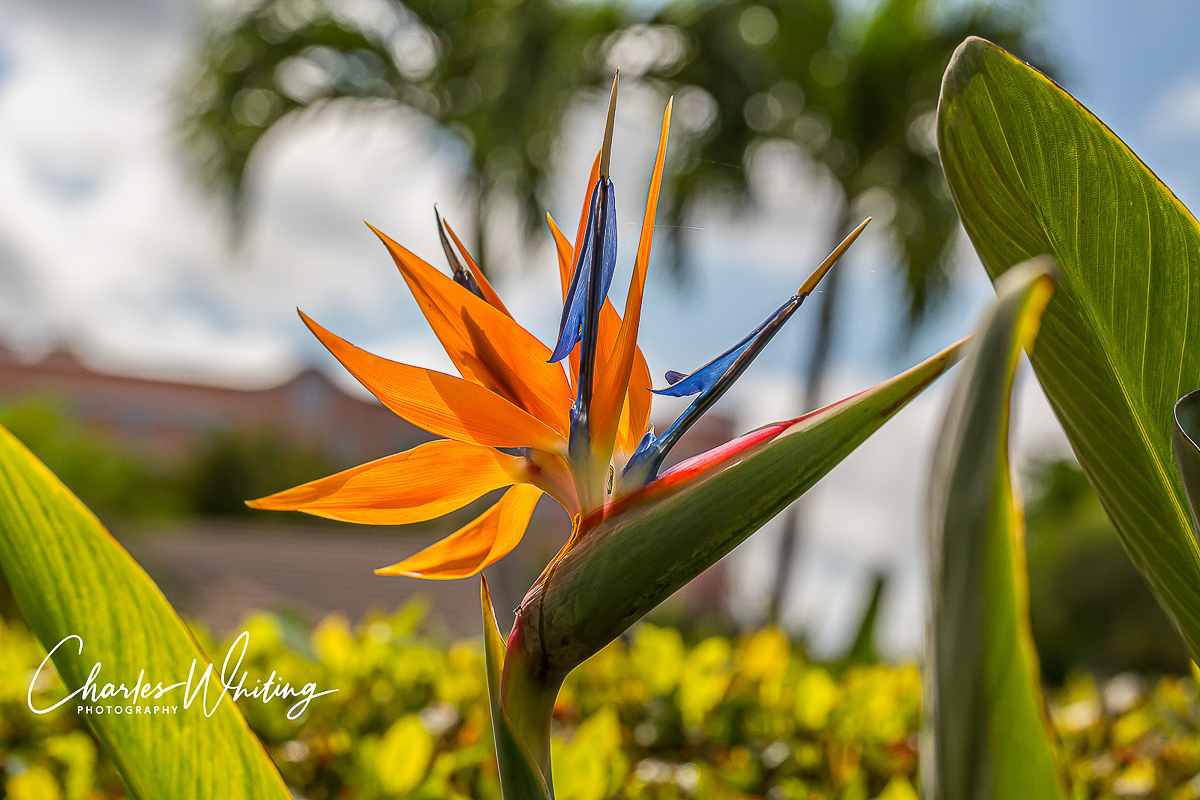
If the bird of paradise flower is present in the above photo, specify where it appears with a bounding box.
[250,75,965,796]
[249,77,868,582]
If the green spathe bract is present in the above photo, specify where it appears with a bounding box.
[923,260,1065,800]
[517,340,963,674]
[489,338,966,791]
[0,425,291,798]
[938,37,1200,660]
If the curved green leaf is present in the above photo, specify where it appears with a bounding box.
[938,37,1200,658]
[0,425,291,799]
[923,260,1064,800]
[513,337,965,676]
[480,578,552,800]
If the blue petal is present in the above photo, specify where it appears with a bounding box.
[619,427,659,487]
[632,428,656,458]
[549,191,597,361]
[651,315,774,397]
[453,267,483,299]
[596,181,618,303]
[549,180,617,363]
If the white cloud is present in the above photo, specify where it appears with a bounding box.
[1146,76,1200,142]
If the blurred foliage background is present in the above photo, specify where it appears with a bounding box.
[1025,459,1192,684]
[0,399,336,521]
[6,607,1200,800]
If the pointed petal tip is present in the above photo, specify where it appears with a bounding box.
[600,72,619,177]
[244,492,315,513]
[374,564,445,580]
[797,217,871,296]
[365,221,400,253]
[434,205,470,282]
[946,333,973,362]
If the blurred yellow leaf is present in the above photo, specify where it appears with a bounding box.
[631,625,685,696]
[796,666,842,730]
[738,627,791,682]
[42,732,96,800]
[312,614,357,674]
[576,707,623,756]
[6,767,61,800]
[552,708,627,800]
[680,637,733,730]
[1112,708,1156,746]
[1111,760,1156,797]
[377,715,435,794]
[876,776,918,800]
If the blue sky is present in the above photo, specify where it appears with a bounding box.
[1041,0,1200,207]
[1,0,1198,651]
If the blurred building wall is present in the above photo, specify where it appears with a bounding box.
[0,347,428,465]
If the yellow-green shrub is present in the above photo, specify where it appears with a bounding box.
[4,606,1200,799]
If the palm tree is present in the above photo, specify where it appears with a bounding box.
[177,0,621,267]
[177,0,1039,628]
[639,0,1037,623]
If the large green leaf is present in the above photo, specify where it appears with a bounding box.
[938,37,1200,658]
[512,337,965,675]
[923,260,1064,800]
[0,424,291,799]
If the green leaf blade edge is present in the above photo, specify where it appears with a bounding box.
[923,259,1066,800]
[0,424,292,799]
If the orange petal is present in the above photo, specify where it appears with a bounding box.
[374,484,543,579]
[521,448,582,516]
[440,219,511,317]
[549,211,576,305]
[368,224,572,433]
[300,310,564,451]
[592,100,671,457]
[547,212,585,387]
[616,348,653,456]
[568,150,603,299]
[247,440,518,525]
